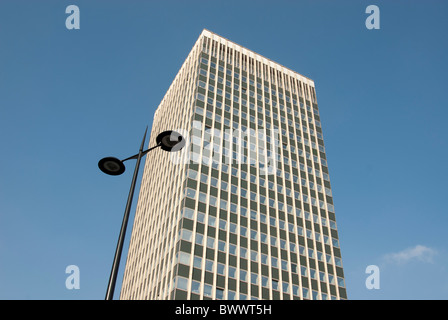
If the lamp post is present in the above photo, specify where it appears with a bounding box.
[99,128,185,300]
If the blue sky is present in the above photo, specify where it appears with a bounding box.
[1,0,447,300]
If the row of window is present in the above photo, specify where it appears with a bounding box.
[197,77,318,121]
[192,107,326,179]
[186,158,331,196]
[198,56,317,114]
[174,275,342,300]
[183,182,337,228]
[185,160,332,210]
[185,183,333,214]
[195,94,320,135]
[176,250,344,285]
[190,107,327,171]
[197,60,319,117]
[178,226,342,267]
[197,89,320,132]
[190,113,326,169]
[194,100,319,141]
[186,151,330,189]
[189,163,330,193]
[195,91,323,143]
[188,165,330,193]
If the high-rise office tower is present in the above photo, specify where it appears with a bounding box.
[120,29,347,300]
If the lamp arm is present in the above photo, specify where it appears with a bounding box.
[121,143,161,162]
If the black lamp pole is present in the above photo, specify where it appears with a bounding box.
[104,127,149,301]
[99,128,185,300]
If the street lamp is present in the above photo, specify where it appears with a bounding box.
[99,128,185,300]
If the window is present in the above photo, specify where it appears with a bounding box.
[272,280,279,290]
[205,259,214,272]
[250,210,257,220]
[271,257,278,268]
[308,248,315,259]
[292,285,300,297]
[301,266,307,276]
[335,257,342,267]
[240,226,247,237]
[180,229,192,242]
[217,263,225,276]
[250,250,258,261]
[302,288,309,299]
[186,188,196,199]
[228,266,237,278]
[319,272,326,282]
[221,199,228,210]
[237,247,247,260]
[206,237,215,249]
[204,284,213,297]
[250,192,257,201]
[280,239,287,250]
[195,233,204,246]
[209,196,217,207]
[229,243,237,255]
[219,219,227,231]
[182,207,195,219]
[332,238,340,247]
[191,280,201,294]
[291,263,297,273]
[208,216,216,227]
[260,253,268,265]
[279,220,285,230]
[251,273,258,285]
[197,212,205,223]
[218,240,226,252]
[187,169,198,180]
[317,251,324,262]
[193,255,202,268]
[240,270,247,282]
[175,276,188,291]
[288,223,294,233]
[198,192,207,203]
[330,220,337,229]
[216,288,224,300]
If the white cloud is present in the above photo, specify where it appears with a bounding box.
[383,245,437,265]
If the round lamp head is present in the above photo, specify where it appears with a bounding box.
[98,157,126,176]
[156,131,185,152]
